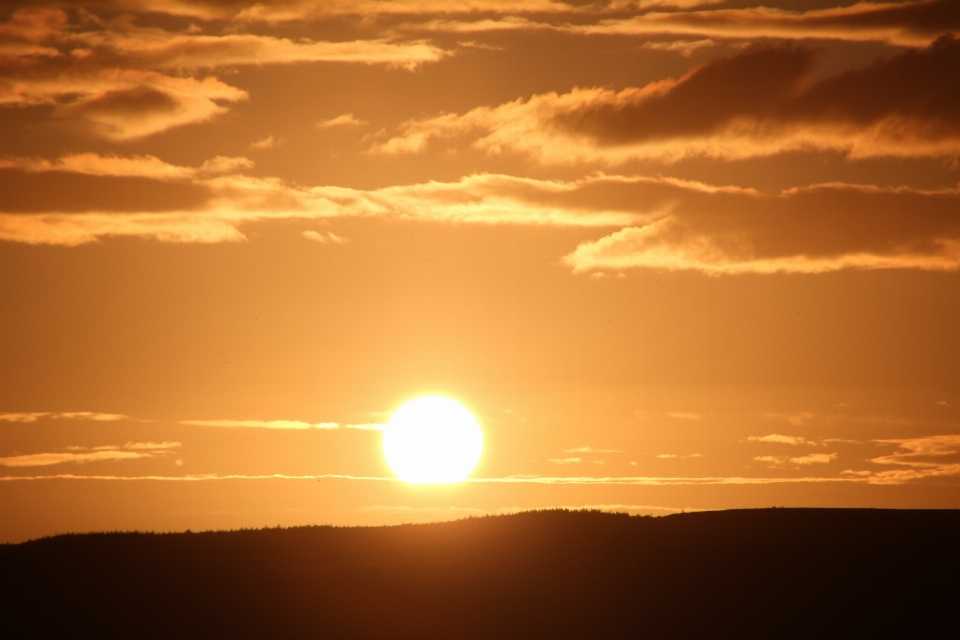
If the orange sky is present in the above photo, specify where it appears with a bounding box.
[1,0,958,542]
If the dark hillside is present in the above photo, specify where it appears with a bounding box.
[2,508,958,639]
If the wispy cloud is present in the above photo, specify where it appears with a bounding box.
[124,441,181,450]
[790,453,837,465]
[249,135,281,150]
[569,0,960,48]
[302,230,347,244]
[0,153,251,180]
[548,457,583,464]
[49,1,719,23]
[2,163,957,277]
[640,39,715,57]
[0,473,396,482]
[754,452,836,466]
[0,9,444,139]
[374,37,960,163]
[0,411,131,423]
[563,446,621,453]
[748,434,815,446]
[0,442,180,467]
[180,419,384,430]
[665,412,701,421]
[864,435,960,483]
[0,168,641,246]
[317,113,368,129]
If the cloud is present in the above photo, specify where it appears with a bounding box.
[852,435,960,483]
[0,153,252,180]
[0,472,856,485]
[0,9,444,139]
[562,181,960,275]
[302,230,347,244]
[790,453,837,465]
[373,37,960,162]
[0,441,179,467]
[180,419,384,430]
[23,1,717,23]
[571,0,960,48]
[656,453,702,459]
[317,113,368,129]
[563,446,621,453]
[0,473,396,482]
[0,167,640,246]
[640,38,715,57]
[548,457,583,464]
[871,434,960,466]
[124,441,182,450]
[3,164,957,277]
[748,434,815,446]
[249,135,280,150]
[2,464,950,486]
[754,452,836,466]
[0,411,130,422]
[665,412,701,421]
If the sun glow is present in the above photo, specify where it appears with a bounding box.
[383,396,483,484]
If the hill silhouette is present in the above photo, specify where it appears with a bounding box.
[2,508,958,639]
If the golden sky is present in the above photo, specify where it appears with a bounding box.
[1,0,958,542]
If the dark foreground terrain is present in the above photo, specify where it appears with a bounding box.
[2,508,958,639]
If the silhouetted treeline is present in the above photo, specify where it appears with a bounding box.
[2,508,958,639]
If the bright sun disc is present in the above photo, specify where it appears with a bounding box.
[383,396,483,484]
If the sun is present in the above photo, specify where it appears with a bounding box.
[383,396,483,484]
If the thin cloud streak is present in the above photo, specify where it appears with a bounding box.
[180,419,385,430]
[0,442,180,467]
[20,1,719,23]
[749,434,815,446]
[3,466,954,485]
[571,0,960,48]
[0,411,131,422]
[0,473,398,482]
[415,0,958,48]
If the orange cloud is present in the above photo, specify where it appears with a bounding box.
[22,1,716,23]
[790,453,837,465]
[180,419,383,430]
[0,165,642,245]
[0,411,131,422]
[562,181,960,275]
[572,0,960,48]
[2,164,957,276]
[748,435,815,446]
[374,37,960,162]
[0,9,444,138]
[0,441,179,467]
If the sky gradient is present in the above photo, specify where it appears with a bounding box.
[1,0,958,542]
